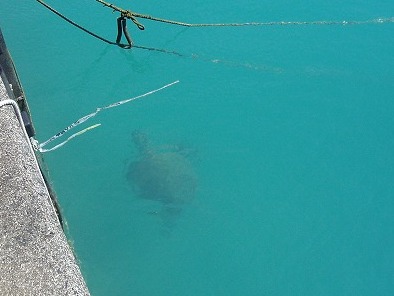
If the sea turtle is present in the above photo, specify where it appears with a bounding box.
[126,130,197,220]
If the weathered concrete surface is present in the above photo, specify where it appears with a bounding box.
[0,76,90,295]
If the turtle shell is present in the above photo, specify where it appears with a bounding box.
[127,132,197,205]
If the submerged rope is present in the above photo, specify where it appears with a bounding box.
[39,81,179,152]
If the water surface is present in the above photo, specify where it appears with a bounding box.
[1,1,394,295]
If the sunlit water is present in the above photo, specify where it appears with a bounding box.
[1,1,394,295]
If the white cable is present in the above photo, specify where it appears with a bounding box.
[39,80,179,151]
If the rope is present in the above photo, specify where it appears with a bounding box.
[0,99,64,225]
[36,0,394,52]
[36,0,116,46]
[35,0,394,71]
[96,0,394,28]
[35,0,260,71]
[39,81,179,152]
[35,0,191,55]
[126,13,394,27]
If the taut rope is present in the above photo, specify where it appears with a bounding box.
[95,0,394,29]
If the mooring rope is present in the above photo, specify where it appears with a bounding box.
[38,80,179,152]
[35,0,394,70]
[35,0,281,73]
[36,0,124,46]
[96,0,394,28]
[35,0,193,55]
[37,0,394,50]
[126,16,394,27]
[36,0,127,47]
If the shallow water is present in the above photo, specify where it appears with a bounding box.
[1,1,394,295]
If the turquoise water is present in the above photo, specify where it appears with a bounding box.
[1,1,394,295]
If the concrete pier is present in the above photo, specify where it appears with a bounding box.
[0,30,90,295]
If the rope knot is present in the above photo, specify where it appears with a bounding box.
[121,10,145,30]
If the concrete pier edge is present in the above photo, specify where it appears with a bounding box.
[0,28,90,295]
